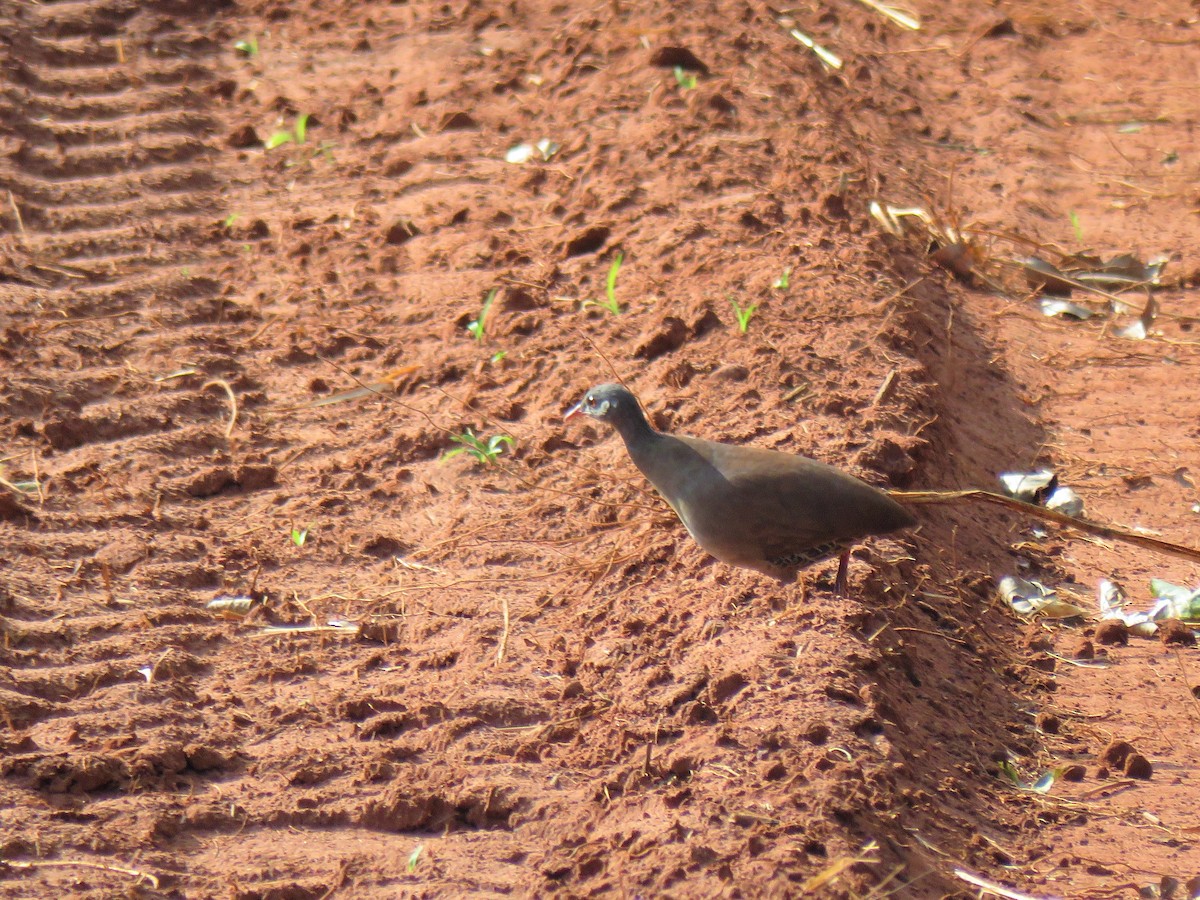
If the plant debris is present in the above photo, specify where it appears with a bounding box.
[1022,252,1166,295]
[787,26,842,70]
[999,470,1056,504]
[1096,577,1200,637]
[291,365,419,409]
[505,139,559,164]
[998,575,1086,618]
[1018,252,1164,339]
[998,760,1070,794]
[206,595,259,618]
[1039,297,1095,320]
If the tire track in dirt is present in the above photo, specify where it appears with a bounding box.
[0,1,239,825]
[1,5,221,313]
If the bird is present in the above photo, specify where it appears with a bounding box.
[564,383,916,594]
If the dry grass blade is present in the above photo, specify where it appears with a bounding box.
[953,867,1048,900]
[789,28,843,70]
[853,0,920,30]
[497,595,511,664]
[893,489,1200,564]
[7,859,160,890]
[255,622,361,637]
[203,379,237,438]
[288,364,420,409]
[8,190,26,237]
[800,840,880,891]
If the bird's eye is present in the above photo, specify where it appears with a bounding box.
[586,395,594,404]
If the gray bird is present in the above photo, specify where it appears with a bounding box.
[565,383,915,593]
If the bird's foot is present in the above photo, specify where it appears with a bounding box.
[833,551,850,597]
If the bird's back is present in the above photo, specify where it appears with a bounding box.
[630,431,913,575]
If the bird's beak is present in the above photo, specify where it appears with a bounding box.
[563,402,584,422]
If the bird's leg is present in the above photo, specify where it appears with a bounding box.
[833,551,850,597]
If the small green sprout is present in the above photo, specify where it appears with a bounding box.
[234,37,259,57]
[266,113,310,150]
[730,297,758,333]
[581,251,624,315]
[222,213,240,228]
[1069,210,1083,242]
[490,350,508,363]
[290,526,309,548]
[772,267,791,290]
[467,288,498,342]
[407,844,424,874]
[673,66,697,90]
[442,429,514,465]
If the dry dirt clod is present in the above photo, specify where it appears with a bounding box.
[1123,754,1153,780]
[1036,712,1061,734]
[1098,740,1137,769]
[1094,620,1129,646]
[1069,637,1095,659]
[1157,619,1196,646]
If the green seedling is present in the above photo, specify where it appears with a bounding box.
[730,297,758,333]
[266,113,310,150]
[490,350,508,363]
[442,429,514,465]
[300,140,336,166]
[234,37,259,57]
[467,288,498,342]
[222,213,240,228]
[407,844,424,874]
[581,252,624,315]
[0,476,39,494]
[673,66,697,90]
[290,526,309,548]
[772,267,791,290]
[1069,210,1083,242]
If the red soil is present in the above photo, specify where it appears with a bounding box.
[2,0,1198,897]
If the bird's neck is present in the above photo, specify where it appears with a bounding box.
[611,410,668,475]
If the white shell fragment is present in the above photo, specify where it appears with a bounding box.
[1045,487,1084,517]
[505,139,559,164]
[998,575,1086,618]
[999,471,1056,503]
[1039,298,1095,320]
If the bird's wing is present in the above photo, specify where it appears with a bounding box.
[685,438,909,553]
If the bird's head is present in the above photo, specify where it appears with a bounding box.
[564,383,644,431]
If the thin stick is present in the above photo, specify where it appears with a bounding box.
[31,449,45,505]
[7,190,25,236]
[892,489,1200,565]
[953,868,1048,900]
[871,367,899,407]
[7,859,159,890]
[203,379,238,438]
[574,327,625,387]
[497,595,511,664]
